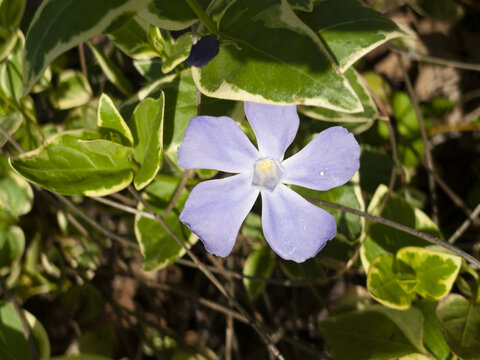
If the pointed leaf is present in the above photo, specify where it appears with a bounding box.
[98,94,134,146]
[23,0,150,94]
[287,0,313,11]
[132,93,165,190]
[0,32,24,101]
[193,0,362,111]
[139,0,212,31]
[299,69,379,124]
[88,42,133,96]
[299,0,406,71]
[9,130,134,196]
[106,16,161,59]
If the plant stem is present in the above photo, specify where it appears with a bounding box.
[185,0,218,34]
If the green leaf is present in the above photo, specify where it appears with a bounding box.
[139,0,211,31]
[299,0,405,71]
[287,0,313,11]
[9,130,134,196]
[97,94,134,147]
[396,247,461,300]
[415,299,450,360]
[0,301,50,360]
[0,173,33,217]
[243,246,275,301]
[280,258,324,280]
[0,32,24,101]
[0,0,25,33]
[367,254,415,310]
[436,294,480,359]
[106,16,161,59]
[0,30,18,63]
[122,71,237,166]
[193,0,361,111]
[48,70,92,110]
[23,0,150,94]
[359,145,395,194]
[132,93,165,190]
[299,68,379,127]
[51,356,113,360]
[0,225,25,268]
[0,112,23,148]
[135,179,196,271]
[406,0,462,21]
[87,42,133,96]
[78,327,115,358]
[161,33,194,74]
[320,305,426,360]
[360,184,442,271]
[392,91,423,167]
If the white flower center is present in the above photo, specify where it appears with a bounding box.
[252,157,282,191]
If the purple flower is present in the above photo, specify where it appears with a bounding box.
[178,102,360,263]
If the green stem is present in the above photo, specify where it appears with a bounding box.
[185,0,218,34]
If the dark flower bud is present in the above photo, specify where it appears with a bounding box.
[186,34,220,67]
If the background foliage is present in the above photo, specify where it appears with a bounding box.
[0,0,479,359]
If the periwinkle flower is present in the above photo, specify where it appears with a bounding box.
[186,34,220,67]
[178,102,360,263]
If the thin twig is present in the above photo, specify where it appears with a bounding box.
[0,276,39,360]
[162,169,192,219]
[448,203,480,244]
[397,49,480,72]
[310,198,480,269]
[128,185,285,360]
[398,53,439,224]
[78,43,88,78]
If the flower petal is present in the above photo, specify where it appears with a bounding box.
[261,184,336,262]
[178,116,260,173]
[244,102,299,160]
[282,126,360,191]
[179,174,259,257]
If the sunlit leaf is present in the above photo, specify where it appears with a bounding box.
[299,69,379,127]
[367,254,414,309]
[139,0,211,31]
[10,130,134,196]
[193,0,362,111]
[131,93,165,190]
[360,184,442,271]
[396,247,461,300]
[23,0,150,94]
[97,94,134,146]
[48,70,92,110]
[299,0,405,71]
[0,301,50,360]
